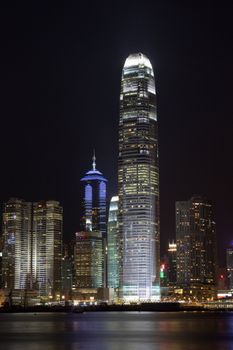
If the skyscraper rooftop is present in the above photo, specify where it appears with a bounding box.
[81,153,107,182]
[124,53,153,70]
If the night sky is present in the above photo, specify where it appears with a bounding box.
[0,1,233,265]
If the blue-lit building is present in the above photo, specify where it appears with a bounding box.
[80,154,107,236]
[76,153,107,287]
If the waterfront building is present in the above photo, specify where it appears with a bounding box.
[176,196,217,298]
[32,201,63,297]
[75,231,103,288]
[80,153,107,236]
[167,241,177,285]
[226,246,233,290]
[2,199,63,298]
[107,196,120,288]
[118,53,160,301]
[79,154,107,287]
[2,198,33,290]
[61,255,73,299]
[65,239,76,290]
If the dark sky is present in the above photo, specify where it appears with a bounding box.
[0,1,233,265]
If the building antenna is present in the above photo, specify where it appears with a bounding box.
[92,149,96,171]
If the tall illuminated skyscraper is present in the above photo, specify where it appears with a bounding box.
[2,198,32,290]
[107,196,120,288]
[75,231,104,288]
[167,241,177,285]
[80,153,107,238]
[2,198,63,297]
[33,201,63,296]
[118,53,160,301]
[176,196,217,288]
[77,154,107,287]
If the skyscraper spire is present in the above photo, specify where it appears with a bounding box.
[80,151,108,288]
[92,149,96,171]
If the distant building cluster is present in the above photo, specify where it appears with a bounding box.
[0,53,232,306]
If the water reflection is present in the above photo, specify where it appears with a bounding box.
[0,312,233,350]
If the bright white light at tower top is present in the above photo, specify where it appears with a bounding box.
[124,53,153,70]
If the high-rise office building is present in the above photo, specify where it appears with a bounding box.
[176,196,217,289]
[75,154,107,288]
[75,231,103,288]
[61,243,73,298]
[80,153,107,236]
[2,198,33,290]
[167,241,177,285]
[118,53,160,301]
[107,196,120,289]
[33,201,63,297]
[61,255,73,298]
[226,246,233,290]
[2,199,63,297]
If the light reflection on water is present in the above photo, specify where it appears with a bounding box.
[0,312,233,350]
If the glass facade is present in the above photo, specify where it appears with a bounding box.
[80,155,107,238]
[118,53,160,301]
[107,196,120,288]
[76,155,107,288]
[33,201,63,297]
[176,196,217,287]
[2,199,63,297]
[167,242,177,285]
[2,198,32,290]
[61,255,73,297]
[75,231,103,288]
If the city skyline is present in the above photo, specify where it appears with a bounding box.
[1,3,233,349]
[0,2,233,265]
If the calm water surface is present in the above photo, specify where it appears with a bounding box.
[0,311,233,350]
